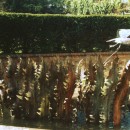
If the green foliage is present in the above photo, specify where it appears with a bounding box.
[67,0,122,15]
[0,13,130,54]
[0,54,129,124]
[2,0,127,15]
[3,0,65,14]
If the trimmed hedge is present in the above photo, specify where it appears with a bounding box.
[0,13,130,54]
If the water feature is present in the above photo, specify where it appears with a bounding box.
[0,117,130,130]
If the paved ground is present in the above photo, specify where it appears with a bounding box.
[0,125,51,130]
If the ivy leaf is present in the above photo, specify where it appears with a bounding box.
[25,92,31,98]
[16,95,23,100]
[24,97,29,101]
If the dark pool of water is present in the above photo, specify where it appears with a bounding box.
[0,118,129,130]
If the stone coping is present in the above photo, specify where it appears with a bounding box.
[0,52,130,58]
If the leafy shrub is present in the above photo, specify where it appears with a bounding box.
[64,0,122,15]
